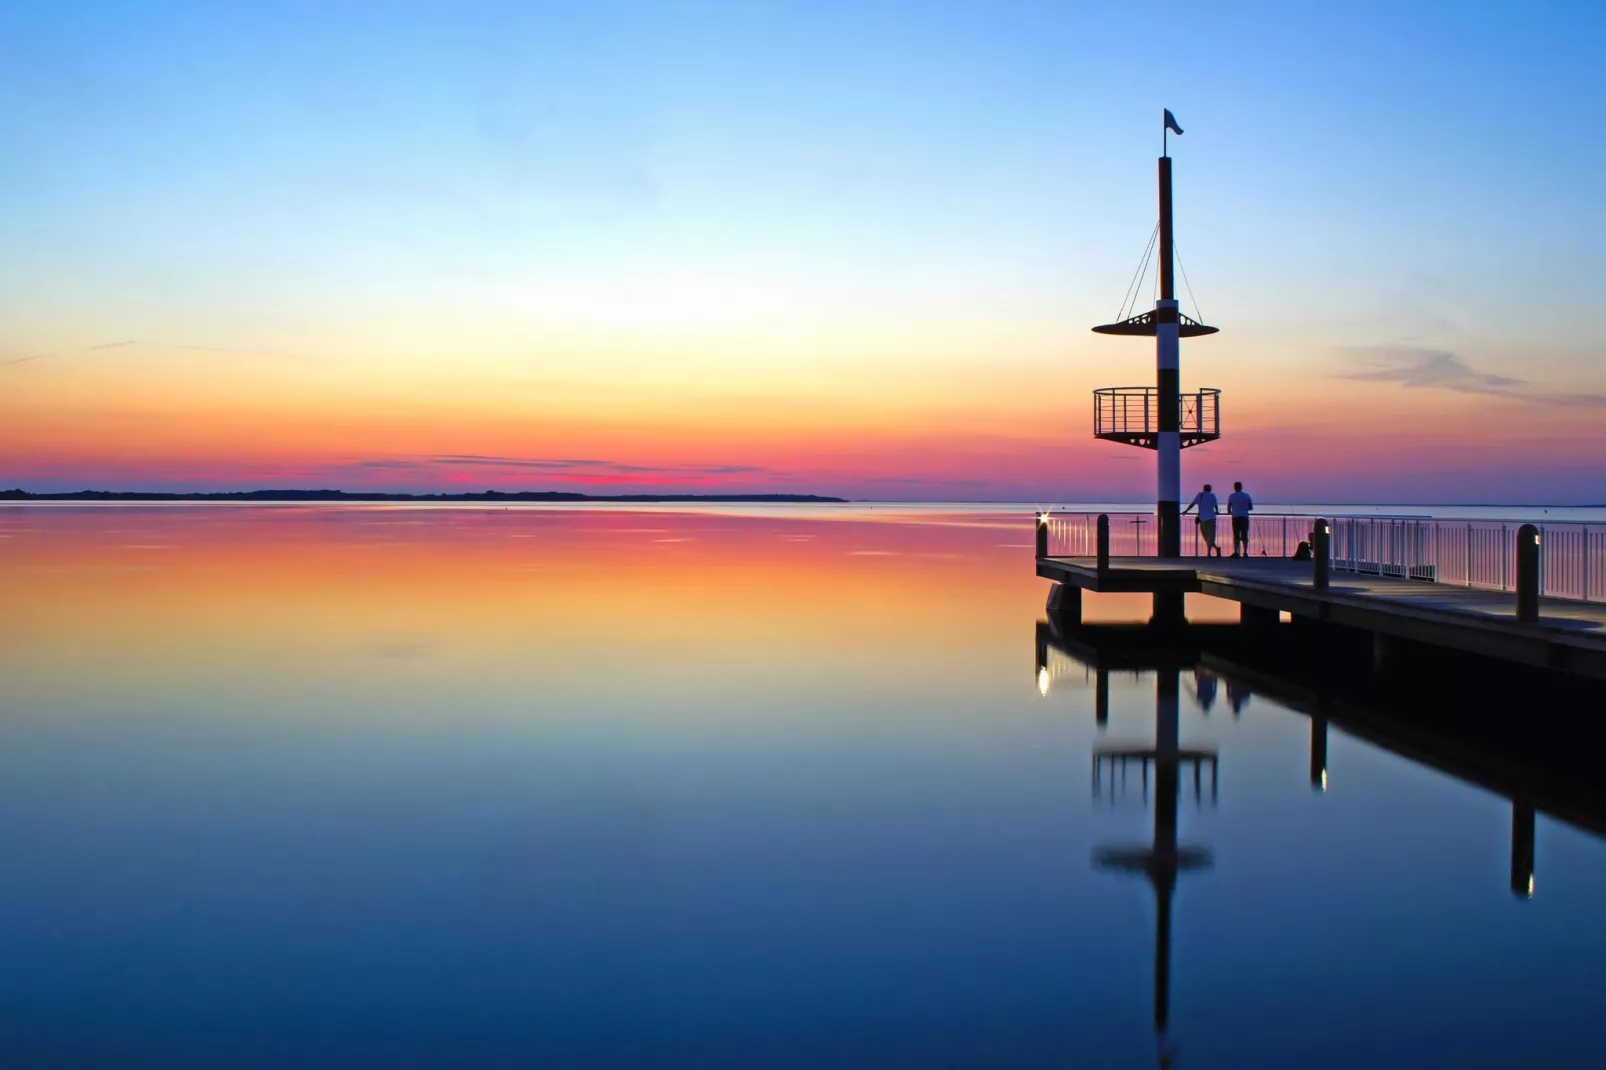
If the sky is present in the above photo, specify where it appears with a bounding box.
[1,0,1604,503]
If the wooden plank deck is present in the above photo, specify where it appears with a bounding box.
[1037,555,1606,678]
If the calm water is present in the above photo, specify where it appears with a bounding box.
[2,504,1603,1068]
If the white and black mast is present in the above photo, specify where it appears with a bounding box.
[1092,110,1220,607]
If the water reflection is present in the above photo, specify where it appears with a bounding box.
[1036,613,1606,907]
[1090,664,1216,1069]
[1036,608,1606,1064]
[3,505,1606,1066]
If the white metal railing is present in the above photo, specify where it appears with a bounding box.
[1038,511,1606,605]
[1043,511,1158,557]
[1331,517,1606,602]
[1041,510,1324,560]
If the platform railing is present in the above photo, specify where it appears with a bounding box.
[1093,387,1220,441]
[1038,511,1606,605]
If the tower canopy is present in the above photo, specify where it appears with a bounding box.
[1092,309,1218,337]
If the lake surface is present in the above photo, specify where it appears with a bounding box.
[1,504,1603,1068]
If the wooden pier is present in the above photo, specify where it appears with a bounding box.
[1037,553,1606,680]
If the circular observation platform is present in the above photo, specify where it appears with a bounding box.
[1094,386,1220,449]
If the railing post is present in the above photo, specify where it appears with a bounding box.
[1036,512,1050,559]
[1516,524,1540,623]
[1501,524,1509,591]
[1313,518,1331,591]
[1538,524,1546,597]
[1097,513,1111,572]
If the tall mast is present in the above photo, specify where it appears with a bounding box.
[1156,155,1181,559]
[1090,111,1219,600]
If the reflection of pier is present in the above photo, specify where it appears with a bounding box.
[1036,617,1606,902]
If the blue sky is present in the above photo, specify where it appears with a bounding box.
[1,0,1604,499]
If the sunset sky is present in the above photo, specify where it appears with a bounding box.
[2,0,1604,502]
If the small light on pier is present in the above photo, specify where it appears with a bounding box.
[1319,769,1328,792]
[1036,512,1051,527]
[1526,874,1535,898]
[1037,666,1051,697]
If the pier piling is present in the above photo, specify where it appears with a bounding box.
[1047,583,1082,627]
[1313,519,1331,591]
[1517,524,1540,623]
[1240,604,1278,630]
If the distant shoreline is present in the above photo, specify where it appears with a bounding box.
[0,489,846,504]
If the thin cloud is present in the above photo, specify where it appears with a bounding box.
[4,338,306,366]
[1338,346,1606,406]
[431,454,764,476]
[3,340,129,366]
[347,455,769,478]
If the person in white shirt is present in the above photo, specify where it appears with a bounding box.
[1227,481,1254,557]
[1181,483,1221,557]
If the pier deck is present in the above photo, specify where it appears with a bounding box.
[1037,555,1606,679]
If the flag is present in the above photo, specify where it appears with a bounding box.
[1164,109,1183,136]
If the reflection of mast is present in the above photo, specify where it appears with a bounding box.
[1092,668,1215,1058]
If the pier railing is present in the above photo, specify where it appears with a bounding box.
[1331,517,1606,602]
[1041,510,1325,560]
[1039,511,1606,604]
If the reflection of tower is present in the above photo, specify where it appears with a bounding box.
[1092,668,1216,1063]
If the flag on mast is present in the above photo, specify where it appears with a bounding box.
[1164,109,1183,136]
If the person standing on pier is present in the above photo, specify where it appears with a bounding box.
[1227,481,1254,557]
[1182,483,1221,556]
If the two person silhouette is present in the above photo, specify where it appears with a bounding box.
[1182,481,1254,557]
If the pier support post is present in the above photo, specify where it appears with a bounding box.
[1516,524,1540,623]
[1151,592,1186,629]
[1312,519,1331,591]
[1511,800,1535,898]
[1372,632,1397,675]
[1095,668,1110,728]
[1239,603,1278,630]
[1097,513,1111,572]
[1047,583,1082,628]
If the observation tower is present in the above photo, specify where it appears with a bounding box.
[1092,110,1220,574]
